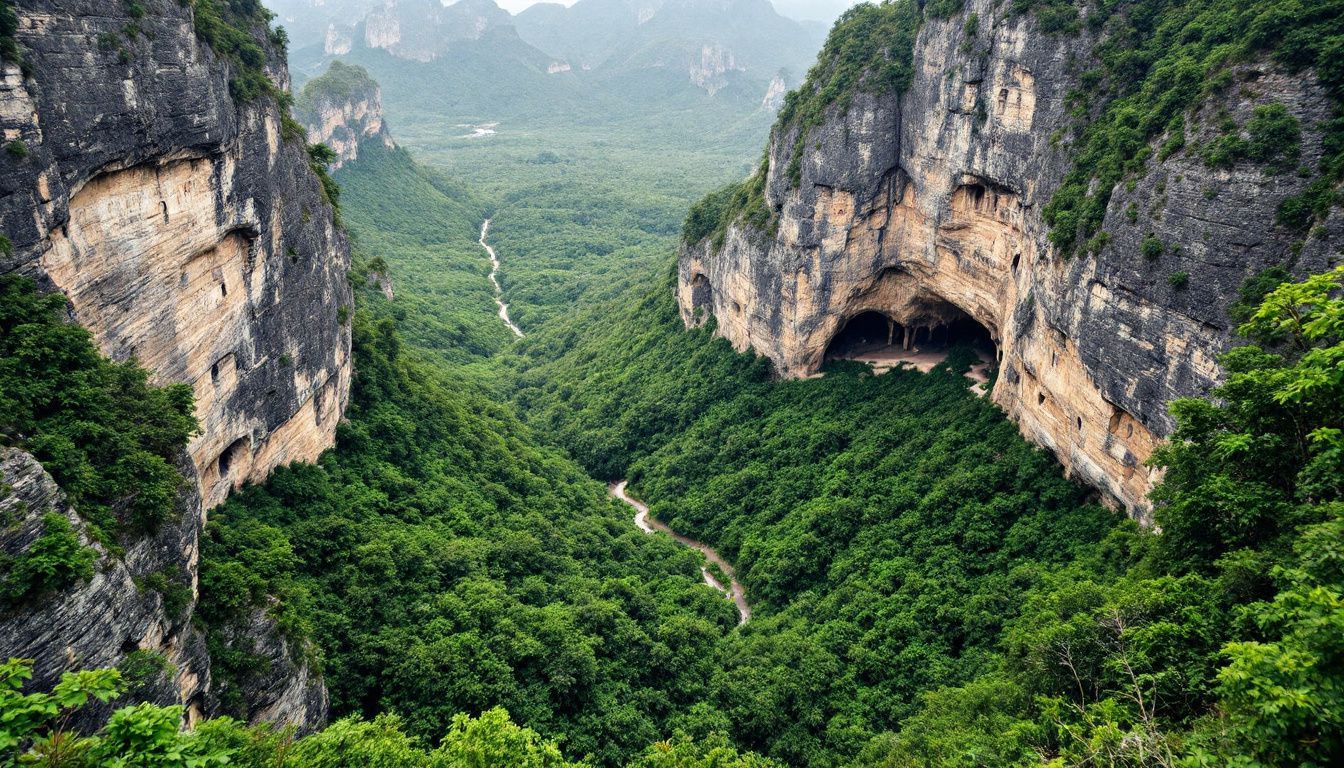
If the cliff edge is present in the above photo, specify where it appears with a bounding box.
[0,0,349,729]
[678,0,1343,515]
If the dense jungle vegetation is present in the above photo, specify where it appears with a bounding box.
[510,260,1344,766]
[5,1,1344,767]
[0,276,195,601]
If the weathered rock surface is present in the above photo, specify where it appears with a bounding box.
[360,0,511,62]
[0,0,349,730]
[296,61,395,170]
[0,448,209,726]
[207,605,329,732]
[678,0,1342,516]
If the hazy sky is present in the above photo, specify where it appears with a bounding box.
[491,0,863,23]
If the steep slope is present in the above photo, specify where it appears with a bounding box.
[295,61,396,168]
[517,0,823,94]
[678,0,1344,515]
[0,0,348,729]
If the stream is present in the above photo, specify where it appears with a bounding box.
[478,219,524,338]
[609,481,751,625]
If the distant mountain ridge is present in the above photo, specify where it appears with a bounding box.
[272,0,822,99]
[516,0,821,88]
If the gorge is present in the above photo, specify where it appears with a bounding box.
[2,0,1343,766]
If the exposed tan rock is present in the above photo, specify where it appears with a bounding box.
[0,0,348,730]
[678,1,1342,517]
[295,61,396,170]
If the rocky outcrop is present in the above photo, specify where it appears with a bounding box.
[324,24,355,56]
[678,0,1342,516]
[296,61,395,169]
[689,43,744,95]
[207,605,328,731]
[0,448,210,726]
[761,72,787,111]
[360,0,511,62]
[0,0,349,729]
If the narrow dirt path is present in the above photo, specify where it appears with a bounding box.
[610,481,751,625]
[478,219,523,338]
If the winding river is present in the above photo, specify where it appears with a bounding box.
[610,481,751,625]
[478,219,524,338]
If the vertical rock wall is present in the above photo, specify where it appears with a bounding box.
[295,61,395,169]
[0,0,347,729]
[678,0,1342,515]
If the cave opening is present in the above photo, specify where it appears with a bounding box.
[218,437,249,477]
[821,303,997,384]
[689,273,713,318]
[824,311,901,360]
[942,315,994,352]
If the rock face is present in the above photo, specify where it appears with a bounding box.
[677,0,1342,516]
[296,61,395,170]
[0,448,210,727]
[761,72,787,111]
[360,0,511,62]
[689,44,743,95]
[206,605,329,731]
[0,0,347,729]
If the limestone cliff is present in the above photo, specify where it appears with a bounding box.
[360,0,512,62]
[0,0,347,729]
[678,0,1342,516]
[0,447,208,727]
[296,61,395,170]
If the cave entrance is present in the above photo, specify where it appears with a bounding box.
[824,311,902,360]
[821,305,996,391]
[940,315,994,355]
[688,273,713,318]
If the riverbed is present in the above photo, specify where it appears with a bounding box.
[610,481,751,625]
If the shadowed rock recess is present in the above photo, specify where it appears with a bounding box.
[678,0,1342,516]
[0,0,350,730]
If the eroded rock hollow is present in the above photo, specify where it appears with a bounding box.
[0,0,349,730]
[678,0,1342,516]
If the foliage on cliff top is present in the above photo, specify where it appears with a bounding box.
[296,60,378,112]
[682,0,926,246]
[0,276,195,543]
[1043,0,1344,254]
[775,0,923,186]
[188,0,284,102]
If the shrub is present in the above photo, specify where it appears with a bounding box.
[1040,0,1344,254]
[0,276,196,539]
[1141,234,1164,260]
[0,512,96,604]
[1247,102,1301,170]
[1168,270,1190,289]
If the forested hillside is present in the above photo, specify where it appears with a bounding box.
[5,1,1344,767]
[511,249,1344,767]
